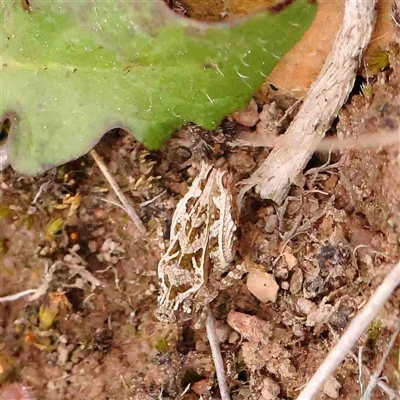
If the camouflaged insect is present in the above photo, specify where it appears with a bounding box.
[157,162,240,323]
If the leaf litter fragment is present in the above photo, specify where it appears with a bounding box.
[1,0,316,174]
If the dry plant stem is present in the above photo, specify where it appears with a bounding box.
[0,262,58,303]
[140,189,167,207]
[0,289,37,303]
[353,347,399,399]
[361,320,400,400]
[0,260,103,303]
[232,129,400,153]
[297,261,400,400]
[32,180,51,204]
[90,149,146,234]
[206,307,231,400]
[376,381,400,400]
[239,0,376,205]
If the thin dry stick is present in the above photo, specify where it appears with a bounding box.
[376,381,400,400]
[361,319,400,400]
[297,261,400,400]
[0,289,38,303]
[358,346,365,395]
[32,180,51,204]
[239,0,376,206]
[140,190,167,208]
[90,149,146,234]
[206,307,231,400]
[99,197,130,214]
[232,129,400,153]
[0,260,103,304]
[351,346,399,399]
[0,262,57,303]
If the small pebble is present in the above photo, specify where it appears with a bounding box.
[59,335,68,344]
[289,268,303,295]
[275,265,288,280]
[228,331,240,344]
[215,323,230,343]
[323,376,342,399]
[292,324,304,338]
[88,240,98,253]
[324,174,339,190]
[297,298,316,315]
[144,283,156,296]
[281,281,289,290]
[265,215,278,233]
[232,98,259,127]
[247,268,279,303]
[94,208,105,218]
[259,377,280,400]
[284,253,298,269]
[192,379,209,396]
[63,254,73,263]
[64,361,74,371]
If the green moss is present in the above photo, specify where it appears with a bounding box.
[361,83,373,99]
[367,319,383,342]
[155,336,170,353]
[366,48,390,75]
[21,215,34,229]
[45,218,65,240]
[0,206,11,219]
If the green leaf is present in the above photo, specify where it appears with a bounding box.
[44,217,64,239]
[1,0,316,174]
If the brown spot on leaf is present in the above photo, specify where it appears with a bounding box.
[267,0,296,14]
[21,0,32,13]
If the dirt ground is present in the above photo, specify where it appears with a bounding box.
[1,9,400,400]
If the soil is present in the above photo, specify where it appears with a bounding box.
[1,10,400,400]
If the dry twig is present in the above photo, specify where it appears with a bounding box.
[0,289,38,303]
[140,190,167,208]
[239,0,376,206]
[376,381,400,400]
[297,261,400,400]
[90,149,146,234]
[232,128,400,152]
[0,262,58,303]
[206,307,231,400]
[0,260,103,304]
[348,340,400,399]
[31,180,51,204]
[361,319,400,400]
